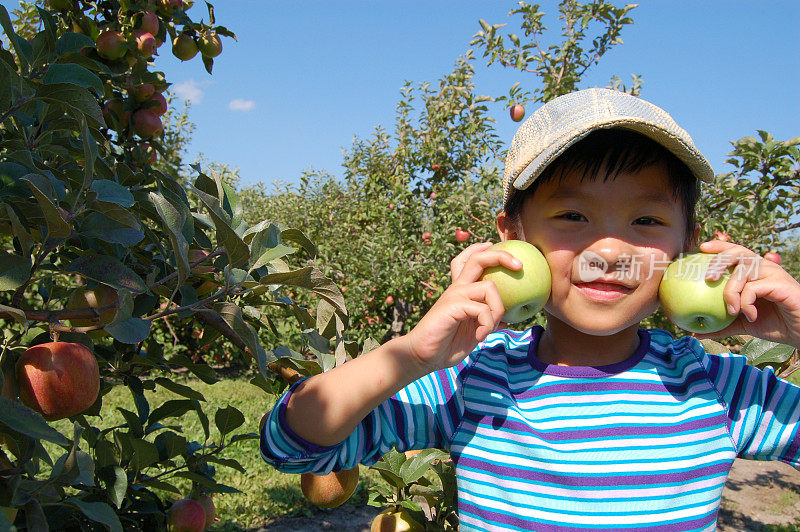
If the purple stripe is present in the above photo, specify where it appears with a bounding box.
[457,456,732,487]
[501,378,691,401]
[459,501,718,531]
[463,411,728,440]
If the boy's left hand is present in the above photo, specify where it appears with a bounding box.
[693,239,800,349]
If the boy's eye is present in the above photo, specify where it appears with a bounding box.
[557,212,584,221]
[635,217,662,226]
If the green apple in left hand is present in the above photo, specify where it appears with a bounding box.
[659,252,738,333]
[480,240,551,323]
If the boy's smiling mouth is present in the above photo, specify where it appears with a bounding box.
[574,280,634,302]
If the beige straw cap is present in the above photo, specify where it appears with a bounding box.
[502,88,715,204]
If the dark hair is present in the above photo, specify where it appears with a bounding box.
[503,129,700,249]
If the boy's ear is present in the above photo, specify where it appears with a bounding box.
[496,211,521,242]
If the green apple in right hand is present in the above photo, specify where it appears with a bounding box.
[658,252,738,333]
[479,240,551,323]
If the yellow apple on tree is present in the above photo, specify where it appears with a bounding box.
[370,507,425,532]
[300,465,360,508]
[479,240,551,323]
[659,252,738,333]
[66,285,118,327]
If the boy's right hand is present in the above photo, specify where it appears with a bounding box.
[402,241,522,375]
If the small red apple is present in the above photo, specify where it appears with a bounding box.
[431,164,441,172]
[138,10,159,36]
[422,232,432,240]
[102,99,130,130]
[714,230,731,242]
[132,109,163,138]
[510,103,525,122]
[764,251,782,265]
[385,295,394,305]
[133,29,156,58]
[167,498,205,532]
[132,83,155,102]
[16,342,100,421]
[148,92,168,116]
[196,494,215,529]
[96,30,126,61]
[455,229,469,242]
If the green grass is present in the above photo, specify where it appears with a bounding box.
[41,371,384,530]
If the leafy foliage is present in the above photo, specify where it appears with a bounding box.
[0,1,354,529]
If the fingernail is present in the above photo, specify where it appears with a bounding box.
[728,304,735,315]
[512,259,522,268]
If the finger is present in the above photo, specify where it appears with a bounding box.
[452,249,523,286]
[739,278,799,323]
[705,249,762,283]
[720,261,761,316]
[450,299,497,341]
[446,281,507,327]
[450,242,494,281]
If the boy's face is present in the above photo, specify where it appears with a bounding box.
[498,162,698,336]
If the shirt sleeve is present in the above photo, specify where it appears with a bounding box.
[702,345,800,465]
[258,351,477,475]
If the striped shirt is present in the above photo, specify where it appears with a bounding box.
[260,325,800,531]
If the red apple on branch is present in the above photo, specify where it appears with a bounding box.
[510,103,525,122]
[96,30,126,61]
[132,109,163,138]
[455,229,469,242]
[138,10,160,36]
[713,230,731,242]
[16,342,100,421]
[764,251,781,265]
[167,498,205,532]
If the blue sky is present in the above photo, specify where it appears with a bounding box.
[156,1,799,190]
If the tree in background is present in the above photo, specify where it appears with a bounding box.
[0,1,357,529]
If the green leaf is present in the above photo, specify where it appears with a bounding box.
[399,448,448,485]
[0,252,31,291]
[699,339,728,355]
[204,454,247,473]
[66,498,123,532]
[105,318,151,345]
[149,191,190,288]
[154,431,187,460]
[0,4,30,74]
[22,174,71,239]
[743,339,796,369]
[56,32,96,55]
[154,377,205,401]
[97,466,127,509]
[65,254,147,293]
[131,438,160,470]
[215,405,245,438]
[81,116,98,189]
[192,185,249,268]
[43,63,103,96]
[34,82,104,127]
[90,179,135,207]
[0,397,69,445]
[259,267,346,314]
[79,212,144,247]
[116,407,144,438]
[147,399,209,440]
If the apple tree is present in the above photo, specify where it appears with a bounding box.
[0,2,354,530]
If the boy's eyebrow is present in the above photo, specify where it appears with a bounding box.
[546,187,676,208]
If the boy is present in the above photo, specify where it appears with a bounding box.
[260,88,800,530]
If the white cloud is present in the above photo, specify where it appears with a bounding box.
[173,79,206,104]
[229,98,256,112]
